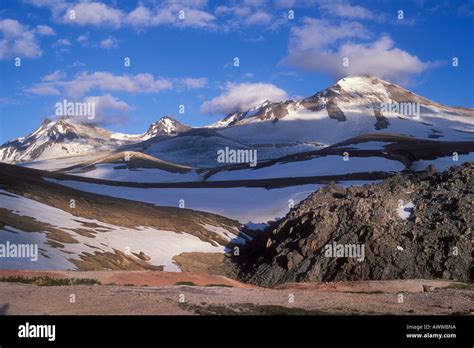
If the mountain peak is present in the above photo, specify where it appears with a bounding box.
[143,116,191,140]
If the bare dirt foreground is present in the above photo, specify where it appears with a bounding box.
[0,270,473,315]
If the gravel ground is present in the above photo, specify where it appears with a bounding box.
[1,279,472,315]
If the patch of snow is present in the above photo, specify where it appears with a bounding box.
[397,201,415,220]
[411,153,474,172]
[347,141,394,150]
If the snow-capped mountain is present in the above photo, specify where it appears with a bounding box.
[2,76,473,166]
[0,118,112,163]
[209,100,272,128]
[0,116,191,163]
[215,76,474,145]
[141,116,191,140]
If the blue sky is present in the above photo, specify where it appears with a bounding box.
[0,0,473,142]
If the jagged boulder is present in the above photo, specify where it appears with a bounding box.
[236,163,473,287]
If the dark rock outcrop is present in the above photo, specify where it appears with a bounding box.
[235,163,473,287]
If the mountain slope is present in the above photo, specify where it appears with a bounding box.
[215,76,474,145]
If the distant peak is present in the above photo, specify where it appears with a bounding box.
[143,116,190,140]
[151,115,176,124]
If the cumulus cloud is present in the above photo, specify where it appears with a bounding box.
[215,5,274,29]
[245,11,273,26]
[25,0,286,31]
[283,18,434,84]
[83,94,132,125]
[181,77,208,88]
[0,19,44,59]
[200,82,288,115]
[99,36,118,49]
[319,2,377,20]
[62,2,124,28]
[125,2,216,29]
[27,71,173,98]
[41,70,66,81]
[53,38,71,46]
[35,24,56,36]
[27,71,208,98]
[76,34,89,45]
[24,0,124,28]
[26,0,216,29]
[25,85,61,96]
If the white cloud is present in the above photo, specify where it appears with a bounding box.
[182,77,208,88]
[215,5,273,29]
[178,8,216,28]
[27,71,210,98]
[125,2,216,29]
[287,18,371,52]
[71,61,86,68]
[319,3,377,20]
[62,2,124,28]
[27,71,174,98]
[76,34,88,44]
[124,5,155,28]
[24,0,286,31]
[0,19,43,59]
[41,70,66,81]
[25,1,127,28]
[283,18,433,84]
[274,0,297,8]
[65,72,173,97]
[53,38,71,46]
[83,94,132,125]
[200,82,288,115]
[35,24,56,36]
[245,11,273,26]
[25,85,60,95]
[99,36,118,49]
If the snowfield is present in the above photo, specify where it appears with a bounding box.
[208,156,405,181]
[0,190,230,271]
[44,179,323,223]
[67,164,202,183]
